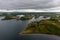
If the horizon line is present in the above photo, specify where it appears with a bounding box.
[0,9,59,12]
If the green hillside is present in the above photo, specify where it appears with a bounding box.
[21,19,60,36]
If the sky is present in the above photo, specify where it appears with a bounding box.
[0,0,60,12]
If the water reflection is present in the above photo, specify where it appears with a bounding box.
[19,34,60,40]
[0,16,5,20]
[29,16,51,23]
[0,16,60,40]
[0,19,29,40]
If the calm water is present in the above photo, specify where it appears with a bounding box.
[0,16,60,40]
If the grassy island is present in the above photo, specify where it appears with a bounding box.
[20,15,34,20]
[2,15,16,20]
[20,18,60,36]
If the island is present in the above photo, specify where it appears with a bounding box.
[20,15,34,20]
[2,15,16,20]
[2,14,34,20]
[20,15,60,36]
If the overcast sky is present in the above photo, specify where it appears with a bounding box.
[0,0,59,9]
[0,0,60,12]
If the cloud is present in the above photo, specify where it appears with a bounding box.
[0,0,60,10]
[0,9,45,12]
[0,6,60,12]
[44,6,60,12]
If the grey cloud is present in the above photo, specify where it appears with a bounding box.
[0,0,60,9]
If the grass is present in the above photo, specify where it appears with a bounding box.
[2,15,16,20]
[20,15,33,20]
[20,17,60,36]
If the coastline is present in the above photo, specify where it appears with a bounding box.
[19,33,60,37]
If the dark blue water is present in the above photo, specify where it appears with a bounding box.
[0,19,29,40]
[0,19,60,40]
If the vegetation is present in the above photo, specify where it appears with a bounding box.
[2,15,16,20]
[34,14,40,18]
[20,15,34,20]
[21,18,60,36]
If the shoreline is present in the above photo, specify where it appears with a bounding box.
[19,33,60,37]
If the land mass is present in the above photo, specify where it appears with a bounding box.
[20,18,60,36]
